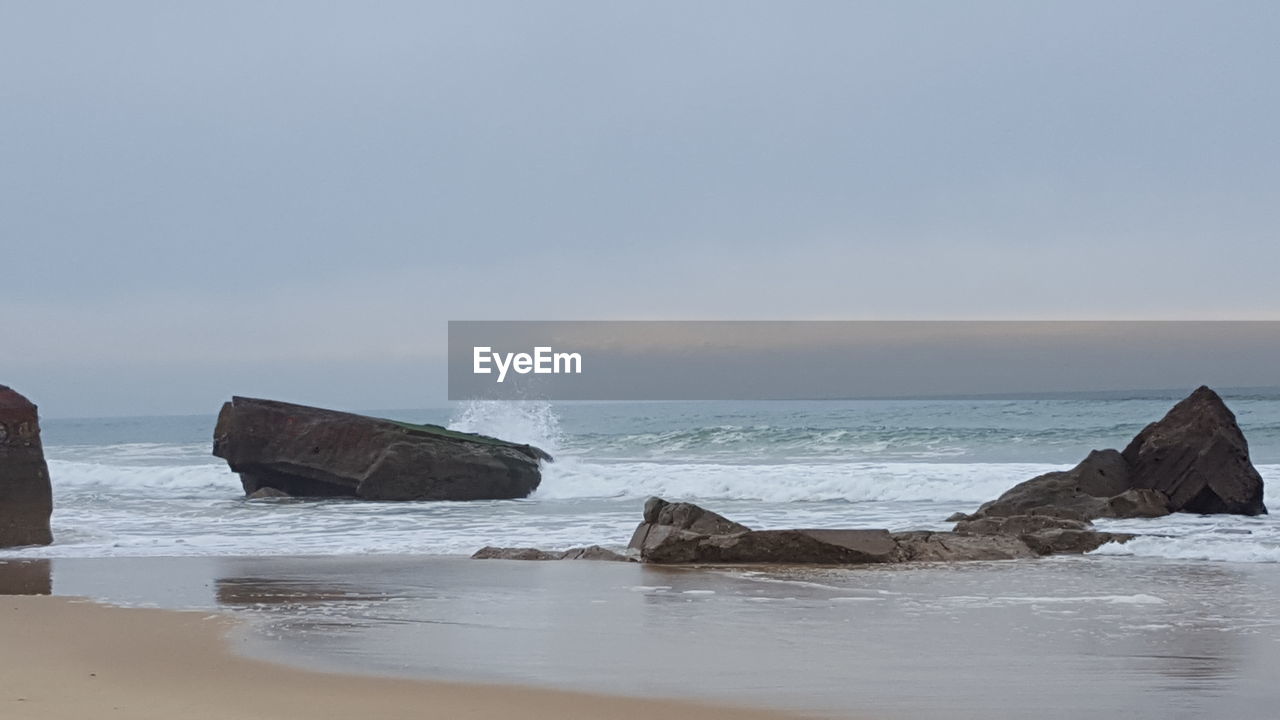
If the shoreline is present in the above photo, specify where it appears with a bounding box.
[1,593,826,720]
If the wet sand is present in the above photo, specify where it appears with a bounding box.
[4,555,1280,719]
[0,593,816,720]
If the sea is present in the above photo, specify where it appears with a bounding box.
[8,389,1280,562]
[6,389,1280,718]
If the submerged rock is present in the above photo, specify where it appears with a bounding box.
[213,396,550,500]
[958,386,1266,521]
[1122,386,1267,515]
[483,497,1134,566]
[1020,528,1133,556]
[0,386,53,548]
[247,487,291,500]
[953,514,1091,536]
[472,545,632,562]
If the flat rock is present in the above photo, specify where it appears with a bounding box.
[1021,529,1133,556]
[954,514,1091,536]
[891,531,1038,562]
[1121,386,1267,515]
[213,396,549,500]
[0,386,53,548]
[471,545,632,561]
[634,526,900,565]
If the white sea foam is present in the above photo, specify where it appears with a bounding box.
[536,458,1056,503]
[47,459,235,493]
[1090,535,1280,563]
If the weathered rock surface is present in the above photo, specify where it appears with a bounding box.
[472,545,632,561]
[891,531,1039,562]
[0,386,53,548]
[1122,386,1267,515]
[1020,528,1134,556]
[960,386,1266,521]
[213,397,550,500]
[952,512,1130,556]
[625,499,1119,564]
[1104,489,1171,518]
[632,525,901,564]
[954,514,1091,537]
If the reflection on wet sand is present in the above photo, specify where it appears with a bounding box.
[8,554,1279,720]
[0,559,51,595]
[216,577,393,606]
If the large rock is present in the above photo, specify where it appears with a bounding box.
[0,386,53,548]
[958,386,1267,521]
[213,397,550,500]
[1122,386,1267,515]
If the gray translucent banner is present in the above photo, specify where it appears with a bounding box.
[447,321,1280,401]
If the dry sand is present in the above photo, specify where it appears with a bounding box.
[0,595,819,720]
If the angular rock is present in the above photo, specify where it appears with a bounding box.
[643,496,751,534]
[213,397,550,500]
[1121,386,1267,515]
[0,386,53,548]
[1102,488,1171,519]
[471,545,631,561]
[891,531,1038,562]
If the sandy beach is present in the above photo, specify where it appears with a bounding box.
[1,593,817,720]
[4,554,1279,720]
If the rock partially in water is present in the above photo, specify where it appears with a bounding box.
[890,531,1039,562]
[1020,528,1134,556]
[632,525,900,565]
[1122,386,1267,516]
[213,396,549,500]
[0,386,52,548]
[953,514,1091,537]
[247,487,292,500]
[472,545,632,562]
[957,386,1266,521]
[1103,488,1171,519]
[643,496,750,534]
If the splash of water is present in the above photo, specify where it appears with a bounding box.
[447,400,564,454]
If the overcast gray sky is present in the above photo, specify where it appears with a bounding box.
[3,2,1278,416]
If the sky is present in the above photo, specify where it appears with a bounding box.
[2,2,1278,416]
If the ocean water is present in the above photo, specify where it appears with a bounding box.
[7,391,1280,562]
